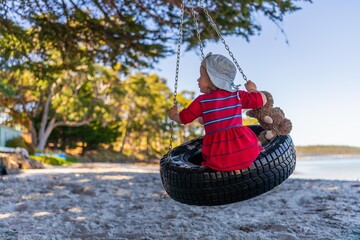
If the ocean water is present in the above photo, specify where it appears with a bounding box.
[291,157,360,181]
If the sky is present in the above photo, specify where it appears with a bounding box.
[153,0,360,147]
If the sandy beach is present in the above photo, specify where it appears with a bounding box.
[1,163,359,240]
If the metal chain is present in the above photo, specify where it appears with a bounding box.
[189,0,205,59]
[168,0,249,153]
[199,0,248,82]
[169,0,185,152]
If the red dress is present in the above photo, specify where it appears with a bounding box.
[179,89,264,171]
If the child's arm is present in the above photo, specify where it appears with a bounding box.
[245,80,267,106]
[168,105,182,124]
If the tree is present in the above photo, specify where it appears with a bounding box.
[0,40,125,150]
[0,0,312,71]
[46,72,199,157]
[0,0,312,152]
[115,73,199,156]
[48,121,122,155]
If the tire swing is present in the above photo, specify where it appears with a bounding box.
[160,0,296,206]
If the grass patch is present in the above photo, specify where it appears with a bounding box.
[81,148,158,165]
[30,155,78,166]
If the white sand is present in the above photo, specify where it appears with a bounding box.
[0,163,359,240]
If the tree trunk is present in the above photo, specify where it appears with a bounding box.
[37,117,56,151]
[119,125,129,155]
[81,142,88,156]
[36,118,91,151]
[29,120,38,148]
[119,114,134,154]
[35,86,54,151]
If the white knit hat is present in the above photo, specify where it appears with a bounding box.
[202,53,239,92]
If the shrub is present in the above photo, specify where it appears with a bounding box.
[5,137,35,155]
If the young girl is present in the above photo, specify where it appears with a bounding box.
[168,53,267,171]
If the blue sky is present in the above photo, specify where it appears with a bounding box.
[154,0,360,147]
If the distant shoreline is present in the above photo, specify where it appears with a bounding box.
[296,153,360,160]
[295,145,360,160]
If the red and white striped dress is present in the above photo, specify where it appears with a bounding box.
[179,89,264,171]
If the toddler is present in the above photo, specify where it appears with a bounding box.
[168,53,267,171]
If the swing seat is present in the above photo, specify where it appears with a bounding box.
[160,125,296,206]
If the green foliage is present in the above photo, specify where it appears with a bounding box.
[0,82,15,97]
[81,149,136,163]
[115,73,202,156]
[0,0,312,159]
[5,137,36,155]
[30,155,78,166]
[5,137,27,149]
[48,121,122,153]
[0,0,312,71]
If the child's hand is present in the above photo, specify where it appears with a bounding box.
[245,80,257,92]
[167,105,178,120]
[198,117,204,125]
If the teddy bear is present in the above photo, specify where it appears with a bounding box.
[246,91,292,145]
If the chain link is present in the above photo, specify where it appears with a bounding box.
[189,0,205,59]
[169,0,185,152]
[198,0,248,82]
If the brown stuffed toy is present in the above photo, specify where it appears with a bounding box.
[246,91,292,145]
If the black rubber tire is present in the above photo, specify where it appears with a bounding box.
[160,125,296,206]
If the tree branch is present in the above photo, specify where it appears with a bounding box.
[53,118,92,128]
